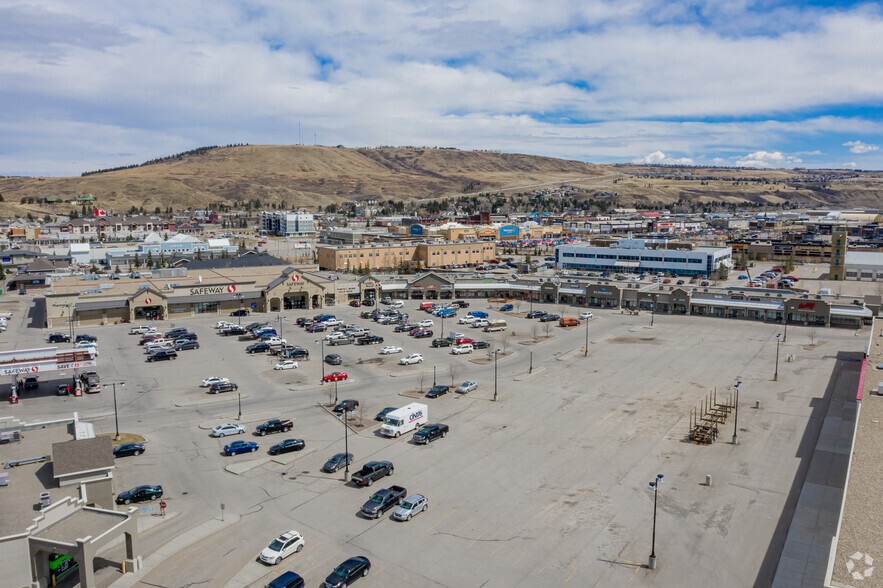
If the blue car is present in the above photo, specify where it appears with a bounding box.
[468,311,488,318]
[224,440,259,456]
[266,571,304,588]
[738,275,749,279]
[499,304,514,311]
[438,309,456,318]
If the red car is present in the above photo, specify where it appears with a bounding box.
[324,371,348,382]
[349,300,362,307]
[454,337,474,345]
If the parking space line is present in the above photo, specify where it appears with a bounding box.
[513,547,530,565]
[466,525,494,549]
[303,554,335,574]
[402,506,429,528]
[565,568,577,583]
[626,565,641,585]
[300,541,323,555]
[444,516,476,542]
[424,509,457,535]
[538,566,546,575]
[391,577,407,587]
[367,567,383,580]
[488,542,507,557]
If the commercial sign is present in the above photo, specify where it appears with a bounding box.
[57,360,97,370]
[188,286,236,296]
[410,224,424,236]
[226,285,236,293]
[291,274,300,282]
[797,302,816,310]
[499,225,520,237]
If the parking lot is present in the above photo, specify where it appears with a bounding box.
[5,296,867,587]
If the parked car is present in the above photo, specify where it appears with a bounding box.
[414,329,433,339]
[147,349,177,362]
[472,340,489,349]
[499,304,514,311]
[129,325,155,334]
[394,323,417,333]
[286,348,310,360]
[268,438,305,455]
[212,423,246,437]
[540,314,560,322]
[431,338,452,347]
[413,423,449,444]
[357,335,384,345]
[259,530,305,565]
[349,299,362,307]
[75,334,98,343]
[426,385,449,398]
[274,360,298,370]
[202,376,230,387]
[360,485,407,519]
[165,328,188,338]
[325,354,343,365]
[306,323,327,333]
[468,311,488,318]
[230,309,250,316]
[256,419,294,435]
[375,407,397,421]
[48,332,71,343]
[322,452,354,473]
[113,442,145,457]
[247,342,271,353]
[324,556,371,588]
[451,344,473,355]
[456,381,477,394]
[224,440,259,455]
[399,353,423,365]
[379,346,403,355]
[526,311,546,319]
[559,318,580,327]
[209,381,239,394]
[116,485,163,505]
[362,298,375,306]
[324,371,348,382]
[23,375,39,390]
[333,399,359,413]
[175,339,200,351]
[393,494,429,521]
[266,571,305,588]
[351,461,393,486]
[579,311,594,320]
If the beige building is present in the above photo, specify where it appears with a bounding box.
[316,240,496,271]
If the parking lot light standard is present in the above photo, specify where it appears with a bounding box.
[492,348,501,402]
[315,339,325,384]
[774,333,782,381]
[102,382,125,441]
[337,412,350,480]
[584,314,589,357]
[237,389,242,421]
[649,473,664,570]
[732,381,741,445]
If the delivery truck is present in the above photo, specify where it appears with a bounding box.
[380,403,428,438]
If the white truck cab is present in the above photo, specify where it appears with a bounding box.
[380,403,428,437]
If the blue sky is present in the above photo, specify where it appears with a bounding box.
[1,0,882,176]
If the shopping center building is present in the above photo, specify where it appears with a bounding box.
[556,238,732,277]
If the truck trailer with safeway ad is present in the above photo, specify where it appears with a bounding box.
[380,403,428,438]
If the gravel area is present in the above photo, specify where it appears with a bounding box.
[832,319,883,587]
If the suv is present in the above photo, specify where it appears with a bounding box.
[147,349,177,362]
[451,344,473,355]
[210,381,239,394]
[176,339,200,351]
[48,332,71,343]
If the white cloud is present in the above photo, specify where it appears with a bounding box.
[632,151,695,165]
[843,161,857,168]
[843,140,879,154]
[733,151,803,168]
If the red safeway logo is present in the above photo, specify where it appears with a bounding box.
[31,366,38,372]
[797,302,815,310]
[145,297,152,304]
[227,285,236,293]
[291,274,300,282]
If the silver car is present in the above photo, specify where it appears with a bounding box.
[393,494,428,521]
[211,423,246,437]
[456,381,477,394]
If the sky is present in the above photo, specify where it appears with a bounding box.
[2,0,883,176]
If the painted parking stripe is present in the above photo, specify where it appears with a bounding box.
[444,516,476,542]
[466,525,494,549]
[424,509,457,535]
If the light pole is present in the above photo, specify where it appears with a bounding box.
[529,351,533,374]
[492,348,501,401]
[334,378,339,404]
[433,364,437,386]
[649,473,664,570]
[732,381,741,445]
[783,320,788,343]
[650,299,656,327]
[774,333,782,381]
[236,294,243,325]
[102,382,125,441]
[584,314,589,357]
[315,339,325,383]
[337,412,350,480]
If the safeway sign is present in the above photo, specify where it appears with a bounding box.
[227,285,236,293]
[291,274,300,282]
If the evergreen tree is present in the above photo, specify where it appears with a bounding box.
[146,251,153,267]
[0,263,5,279]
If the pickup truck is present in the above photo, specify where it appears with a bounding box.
[255,419,294,436]
[327,336,354,346]
[356,335,384,345]
[351,461,394,487]
[360,485,407,518]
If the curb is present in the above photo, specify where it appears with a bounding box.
[513,367,547,381]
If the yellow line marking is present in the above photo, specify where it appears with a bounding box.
[300,542,323,555]
[592,571,609,588]
[513,548,529,565]
[424,509,457,535]
[466,525,493,549]
[444,516,476,541]
[489,542,506,557]
[367,567,383,580]
[626,564,641,585]
[392,577,407,587]
[565,568,577,583]
[402,506,429,528]
[538,566,546,574]
[303,554,335,574]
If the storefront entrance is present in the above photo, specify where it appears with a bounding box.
[284,294,306,310]
[134,305,164,320]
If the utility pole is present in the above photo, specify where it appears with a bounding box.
[732,381,741,445]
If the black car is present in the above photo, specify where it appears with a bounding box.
[266,571,305,588]
[222,326,246,336]
[296,317,310,326]
[452,300,469,308]
[472,340,489,349]
[268,438,306,455]
[325,354,343,365]
[247,342,271,353]
[333,399,359,413]
[287,348,310,359]
[361,298,375,306]
[210,381,239,394]
[176,332,198,341]
[165,328,188,338]
[231,309,250,316]
[413,423,449,444]
[357,335,384,345]
[414,329,433,339]
[175,339,200,351]
[147,349,177,362]
[48,332,71,343]
[539,314,560,322]
[426,385,449,399]
[24,375,39,390]
[526,311,546,319]
[395,323,417,333]
[75,334,98,343]
[116,484,163,505]
[324,556,371,588]
[322,452,354,473]
[113,442,145,457]
[375,407,396,421]
[431,338,452,348]
[306,323,327,333]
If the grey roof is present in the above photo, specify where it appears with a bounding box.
[52,436,114,477]
[180,253,288,270]
[75,299,129,311]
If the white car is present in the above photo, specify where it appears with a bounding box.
[74,340,98,349]
[211,423,245,437]
[456,381,478,394]
[580,311,594,320]
[417,319,434,328]
[215,321,235,329]
[458,315,477,325]
[129,325,154,334]
[399,353,424,365]
[323,318,342,327]
[471,319,489,328]
[259,530,305,565]
[273,360,298,370]
[380,346,403,355]
[201,376,230,388]
[451,344,474,355]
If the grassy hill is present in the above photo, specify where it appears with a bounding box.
[0,145,880,218]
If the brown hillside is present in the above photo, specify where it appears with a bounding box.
[0,146,881,217]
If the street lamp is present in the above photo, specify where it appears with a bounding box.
[237,388,242,420]
[102,382,125,441]
[650,298,656,327]
[584,314,590,357]
[649,473,664,570]
[315,339,325,383]
[334,378,339,404]
[774,333,782,381]
[433,364,437,387]
[337,411,350,480]
[235,294,244,325]
[492,348,501,401]
[732,381,741,445]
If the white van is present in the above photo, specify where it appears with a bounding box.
[380,403,428,437]
[471,319,489,328]
[451,344,474,355]
[389,300,405,309]
[484,319,508,332]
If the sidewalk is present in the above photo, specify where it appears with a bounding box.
[109,513,241,588]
